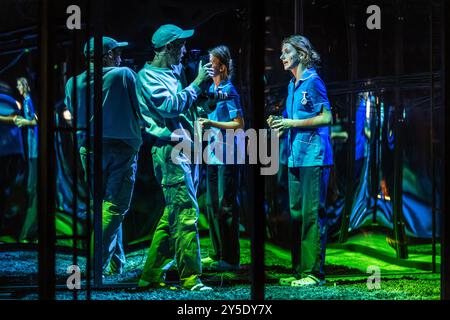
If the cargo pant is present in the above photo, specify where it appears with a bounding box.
[80,139,138,274]
[140,143,202,289]
[288,166,330,280]
[206,164,240,265]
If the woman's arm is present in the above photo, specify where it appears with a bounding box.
[199,115,244,130]
[14,115,37,127]
[0,114,18,125]
[331,131,348,141]
[271,105,332,130]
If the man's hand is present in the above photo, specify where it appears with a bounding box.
[193,61,214,87]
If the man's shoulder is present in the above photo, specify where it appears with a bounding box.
[107,66,136,78]
[66,71,87,86]
[137,64,176,85]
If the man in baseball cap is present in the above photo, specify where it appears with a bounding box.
[83,36,128,58]
[65,35,142,276]
[135,24,215,292]
[151,24,194,49]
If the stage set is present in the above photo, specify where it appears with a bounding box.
[0,0,448,301]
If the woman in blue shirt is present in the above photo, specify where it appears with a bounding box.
[14,77,39,242]
[198,45,245,271]
[268,35,333,286]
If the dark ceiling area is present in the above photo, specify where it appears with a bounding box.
[0,0,444,101]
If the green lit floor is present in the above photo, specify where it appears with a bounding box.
[264,232,440,277]
[0,231,441,300]
[198,231,441,299]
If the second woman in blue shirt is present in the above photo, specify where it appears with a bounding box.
[198,45,244,271]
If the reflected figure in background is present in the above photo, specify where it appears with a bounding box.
[15,78,38,243]
[0,82,25,240]
[198,45,245,272]
[329,111,348,203]
[354,91,372,192]
[136,24,214,291]
[267,35,333,287]
[64,37,142,275]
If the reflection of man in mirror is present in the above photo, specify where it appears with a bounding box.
[64,36,143,275]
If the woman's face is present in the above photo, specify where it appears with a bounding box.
[280,43,300,71]
[17,81,24,96]
[209,54,223,77]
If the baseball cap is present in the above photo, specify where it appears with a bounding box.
[151,24,194,49]
[83,36,128,57]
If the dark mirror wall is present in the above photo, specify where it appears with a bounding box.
[1,0,256,300]
[0,0,40,291]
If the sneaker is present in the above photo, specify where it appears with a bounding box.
[201,257,217,265]
[189,283,213,292]
[279,276,298,286]
[291,275,325,287]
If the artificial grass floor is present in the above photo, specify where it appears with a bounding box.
[0,231,441,300]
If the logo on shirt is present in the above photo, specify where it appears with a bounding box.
[301,91,308,105]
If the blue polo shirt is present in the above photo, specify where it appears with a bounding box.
[0,94,24,157]
[285,68,333,167]
[22,94,38,159]
[205,80,244,165]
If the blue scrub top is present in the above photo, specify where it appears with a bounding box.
[22,95,38,159]
[205,80,244,165]
[0,94,24,157]
[285,68,333,167]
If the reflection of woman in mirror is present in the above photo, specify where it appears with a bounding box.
[267,35,333,287]
[198,45,244,271]
[15,77,39,243]
[0,82,26,240]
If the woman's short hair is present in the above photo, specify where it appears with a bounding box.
[282,35,321,68]
[209,45,233,80]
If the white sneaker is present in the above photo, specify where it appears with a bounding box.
[291,275,325,287]
[279,276,298,286]
[201,257,216,265]
[189,283,213,291]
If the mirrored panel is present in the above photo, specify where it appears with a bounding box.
[263,0,443,300]
[0,0,40,296]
